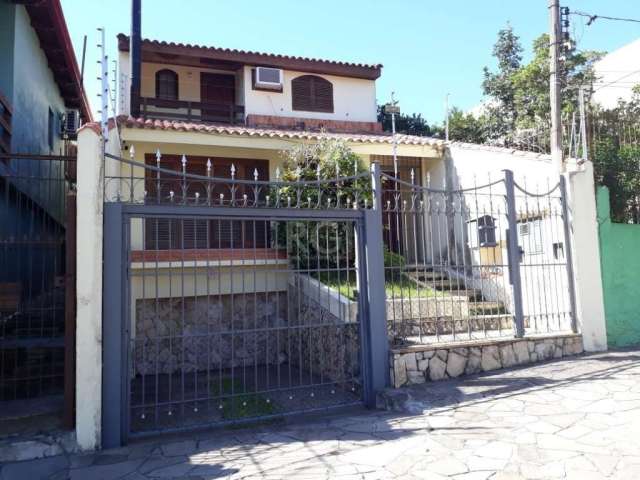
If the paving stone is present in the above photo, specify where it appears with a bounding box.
[0,455,68,480]
[69,459,143,480]
[8,350,640,480]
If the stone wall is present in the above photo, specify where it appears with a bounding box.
[390,334,584,388]
[134,292,288,375]
[287,282,360,384]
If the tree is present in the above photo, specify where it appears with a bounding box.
[377,106,441,137]
[275,138,371,268]
[480,27,603,146]
[447,107,487,143]
[482,25,523,139]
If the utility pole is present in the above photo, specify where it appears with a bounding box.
[384,92,400,177]
[549,0,563,172]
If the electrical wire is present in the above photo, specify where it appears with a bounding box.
[571,11,640,26]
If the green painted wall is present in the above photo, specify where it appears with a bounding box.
[597,186,640,347]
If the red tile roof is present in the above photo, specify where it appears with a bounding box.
[117,116,445,147]
[117,34,382,80]
[25,0,92,121]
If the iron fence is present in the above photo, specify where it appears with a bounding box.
[380,169,576,346]
[0,153,74,403]
[101,150,578,440]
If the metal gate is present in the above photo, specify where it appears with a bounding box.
[0,152,76,429]
[380,168,577,345]
[101,154,380,442]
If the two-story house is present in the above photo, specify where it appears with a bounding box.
[112,32,445,244]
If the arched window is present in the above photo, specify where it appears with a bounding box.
[155,69,179,100]
[291,75,333,113]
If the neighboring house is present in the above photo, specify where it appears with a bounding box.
[0,0,91,444]
[0,0,91,155]
[592,38,640,109]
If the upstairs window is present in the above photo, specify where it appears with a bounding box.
[155,69,179,100]
[291,75,334,113]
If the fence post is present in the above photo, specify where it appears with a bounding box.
[504,170,525,338]
[102,203,126,448]
[360,163,388,407]
[559,175,578,333]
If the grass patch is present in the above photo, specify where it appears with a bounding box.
[312,271,440,300]
[211,377,275,420]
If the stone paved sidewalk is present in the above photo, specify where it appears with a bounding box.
[2,350,640,479]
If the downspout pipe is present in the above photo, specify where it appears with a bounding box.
[130,0,141,117]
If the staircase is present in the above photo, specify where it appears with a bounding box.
[0,283,65,402]
[402,269,513,335]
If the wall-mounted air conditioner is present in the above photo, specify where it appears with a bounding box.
[255,67,283,90]
[62,109,81,138]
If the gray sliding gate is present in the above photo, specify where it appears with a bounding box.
[102,154,387,445]
[101,150,578,444]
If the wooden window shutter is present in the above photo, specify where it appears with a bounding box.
[156,69,179,100]
[143,155,270,250]
[292,75,334,113]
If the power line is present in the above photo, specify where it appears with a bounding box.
[571,10,640,26]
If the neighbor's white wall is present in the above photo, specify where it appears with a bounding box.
[75,127,104,451]
[566,161,607,351]
[242,66,377,123]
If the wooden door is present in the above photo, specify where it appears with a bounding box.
[200,73,235,122]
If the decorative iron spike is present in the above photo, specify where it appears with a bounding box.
[316,164,321,178]
[275,166,280,180]
[181,154,187,172]
[230,164,236,179]
[411,168,415,183]
[155,148,161,165]
[254,168,259,181]
[206,158,212,174]
[169,191,174,201]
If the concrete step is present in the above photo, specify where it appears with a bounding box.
[469,302,507,315]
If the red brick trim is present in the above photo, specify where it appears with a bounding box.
[246,114,383,134]
[131,248,287,263]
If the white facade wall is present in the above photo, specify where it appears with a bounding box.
[242,66,377,122]
[117,51,377,123]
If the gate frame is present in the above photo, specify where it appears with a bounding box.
[102,202,387,447]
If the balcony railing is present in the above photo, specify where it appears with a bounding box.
[139,97,245,124]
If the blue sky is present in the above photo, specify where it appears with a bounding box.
[60,0,640,125]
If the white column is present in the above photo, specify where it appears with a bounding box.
[566,161,607,351]
[75,126,104,450]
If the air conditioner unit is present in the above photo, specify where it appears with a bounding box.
[62,109,80,137]
[255,67,283,90]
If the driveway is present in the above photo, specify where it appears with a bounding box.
[2,350,640,479]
